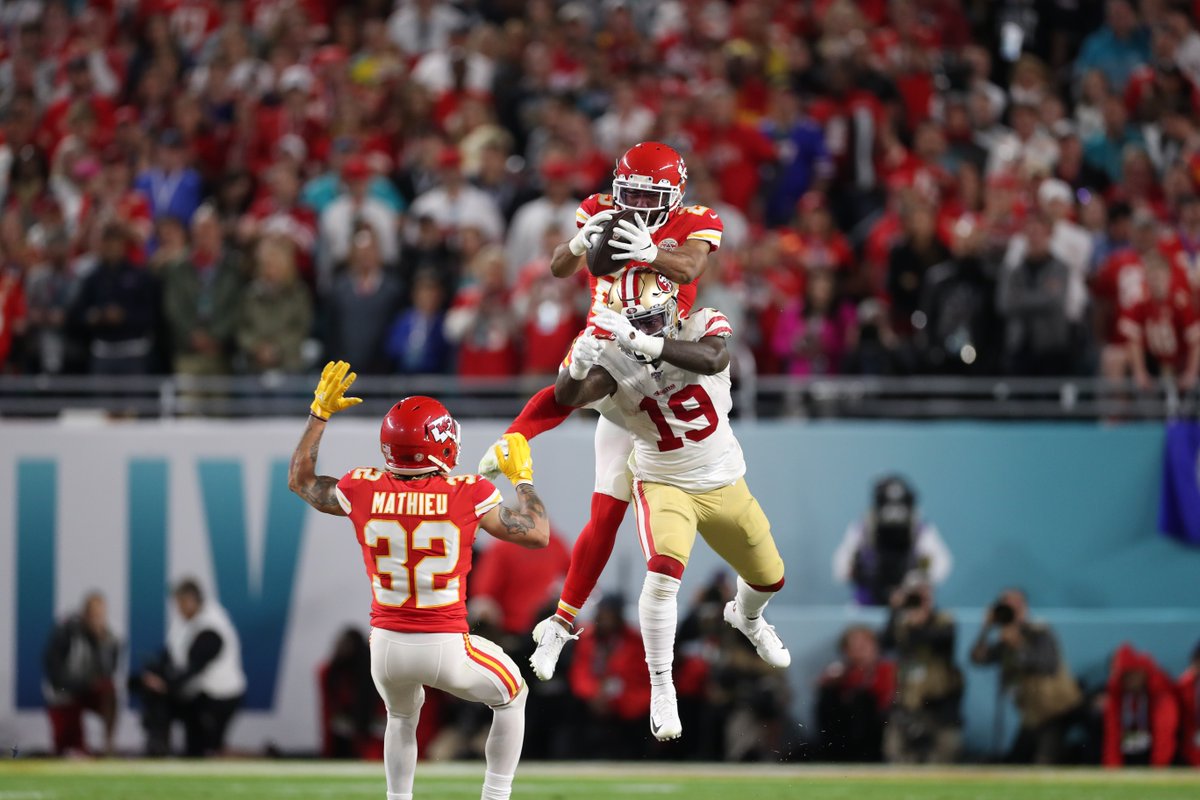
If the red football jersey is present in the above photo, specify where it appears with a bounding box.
[335,468,503,634]
[575,192,723,322]
[1118,291,1200,373]
[1093,248,1191,343]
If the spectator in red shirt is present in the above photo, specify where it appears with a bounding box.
[1103,643,1180,768]
[1179,641,1200,767]
[444,245,519,377]
[567,594,651,759]
[688,83,778,213]
[816,625,896,762]
[513,225,586,377]
[0,262,27,371]
[1120,252,1200,392]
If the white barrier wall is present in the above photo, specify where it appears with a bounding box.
[3,417,1198,755]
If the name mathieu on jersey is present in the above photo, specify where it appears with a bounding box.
[576,193,723,320]
[335,469,502,634]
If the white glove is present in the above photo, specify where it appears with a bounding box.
[609,214,659,263]
[477,441,502,479]
[568,209,618,257]
[567,330,604,379]
[593,308,664,360]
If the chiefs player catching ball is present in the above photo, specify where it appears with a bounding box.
[478,142,725,681]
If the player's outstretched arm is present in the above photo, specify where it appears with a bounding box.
[288,416,347,516]
[480,484,550,549]
[288,360,362,516]
[550,209,618,277]
[594,308,730,375]
[658,336,730,375]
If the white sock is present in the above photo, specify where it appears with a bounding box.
[481,771,515,800]
[639,571,681,685]
[736,575,776,620]
[384,688,423,800]
[482,685,526,799]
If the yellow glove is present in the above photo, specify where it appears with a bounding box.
[310,360,363,420]
[491,432,533,486]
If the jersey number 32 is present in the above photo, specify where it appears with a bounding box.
[364,520,461,608]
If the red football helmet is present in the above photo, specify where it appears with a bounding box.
[380,396,460,475]
[612,141,687,232]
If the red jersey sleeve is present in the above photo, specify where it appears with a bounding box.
[468,476,503,520]
[674,204,724,252]
[575,193,616,229]
[334,466,388,517]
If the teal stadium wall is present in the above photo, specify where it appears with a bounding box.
[1,419,1197,755]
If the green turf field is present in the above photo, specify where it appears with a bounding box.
[2,761,1199,800]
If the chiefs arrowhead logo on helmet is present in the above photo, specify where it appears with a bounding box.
[425,414,460,445]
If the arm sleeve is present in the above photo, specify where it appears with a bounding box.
[472,477,503,520]
[1152,692,1180,766]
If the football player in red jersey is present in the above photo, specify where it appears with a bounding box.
[289,361,549,800]
[478,142,724,682]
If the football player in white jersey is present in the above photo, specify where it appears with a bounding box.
[554,269,791,741]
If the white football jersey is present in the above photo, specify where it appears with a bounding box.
[594,308,744,493]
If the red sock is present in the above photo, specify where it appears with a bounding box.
[506,385,575,440]
[555,493,630,625]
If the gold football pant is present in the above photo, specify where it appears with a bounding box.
[631,477,785,586]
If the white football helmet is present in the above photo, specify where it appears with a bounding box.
[607,268,679,362]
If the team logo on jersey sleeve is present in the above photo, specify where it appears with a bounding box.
[426,415,461,445]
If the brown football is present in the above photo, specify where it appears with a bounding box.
[585,209,641,277]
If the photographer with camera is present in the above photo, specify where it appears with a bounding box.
[833,475,953,606]
[879,574,964,764]
[970,588,1081,764]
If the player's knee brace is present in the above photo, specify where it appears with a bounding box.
[647,554,685,580]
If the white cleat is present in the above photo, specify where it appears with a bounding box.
[529,616,579,681]
[724,600,791,668]
[649,684,682,741]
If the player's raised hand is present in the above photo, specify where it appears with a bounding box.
[492,432,534,487]
[477,441,502,480]
[567,328,604,379]
[310,360,363,420]
[593,308,664,360]
[609,213,659,263]
[568,209,618,257]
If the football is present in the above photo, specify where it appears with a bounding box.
[585,208,641,277]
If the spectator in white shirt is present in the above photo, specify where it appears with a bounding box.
[593,80,655,157]
[408,147,505,244]
[318,155,398,292]
[505,158,580,278]
[386,0,465,57]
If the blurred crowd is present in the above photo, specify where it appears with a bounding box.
[6,1,1200,386]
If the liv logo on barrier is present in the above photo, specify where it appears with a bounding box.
[14,458,307,711]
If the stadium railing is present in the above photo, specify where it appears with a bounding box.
[0,372,1192,420]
